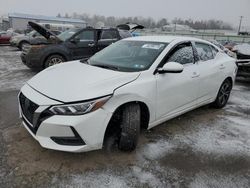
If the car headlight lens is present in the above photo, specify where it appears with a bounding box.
[49,96,111,115]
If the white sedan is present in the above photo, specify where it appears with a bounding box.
[18,36,237,152]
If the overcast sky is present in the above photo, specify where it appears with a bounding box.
[0,0,250,28]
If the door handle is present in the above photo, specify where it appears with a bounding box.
[219,64,225,69]
[191,72,200,78]
[88,43,95,47]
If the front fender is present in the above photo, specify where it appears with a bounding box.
[103,93,155,124]
[41,45,71,64]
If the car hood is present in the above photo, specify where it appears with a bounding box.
[233,44,250,56]
[28,21,62,42]
[27,61,140,102]
[117,23,145,31]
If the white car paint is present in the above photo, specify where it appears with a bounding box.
[18,36,237,152]
[28,61,140,102]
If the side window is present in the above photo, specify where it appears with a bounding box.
[195,42,214,61]
[100,30,118,40]
[167,43,194,65]
[75,30,94,41]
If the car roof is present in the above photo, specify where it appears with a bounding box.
[124,35,211,44]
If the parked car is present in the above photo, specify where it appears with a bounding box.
[223,41,238,51]
[18,36,237,152]
[21,21,133,70]
[239,31,250,36]
[0,31,18,44]
[233,43,250,78]
[117,23,144,37]
[209,40,236,58]
[10,29,61,50]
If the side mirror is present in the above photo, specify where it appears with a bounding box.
[70,37,80,43]
[157,62,184,74]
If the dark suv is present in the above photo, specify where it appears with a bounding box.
[21,22,132,70]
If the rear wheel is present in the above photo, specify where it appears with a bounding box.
[118,103,141,151]
[212,79,232,108]
[44,55,65,68]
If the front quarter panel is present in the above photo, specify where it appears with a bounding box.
[40,44,71,63]
[103,72,156,125]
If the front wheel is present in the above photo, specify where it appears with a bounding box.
[212,79,232,108]
[44,55,65,68]
[118,104,141,151]
[19,41,29,50]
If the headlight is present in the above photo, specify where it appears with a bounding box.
[49,96,111,115]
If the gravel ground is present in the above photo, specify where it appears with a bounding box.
[0,45,250,188]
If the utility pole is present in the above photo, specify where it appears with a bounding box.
[238,16,243,35]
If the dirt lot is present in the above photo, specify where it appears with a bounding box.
[0,45,250,188]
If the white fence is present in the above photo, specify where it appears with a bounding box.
[139,30,250,43]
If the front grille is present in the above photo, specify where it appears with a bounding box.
[19,92,54,134]
[19,93,39,124]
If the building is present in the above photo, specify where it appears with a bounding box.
[0,16,10,31]
[8,13,87,31]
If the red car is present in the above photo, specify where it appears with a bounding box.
[0,31,17,44]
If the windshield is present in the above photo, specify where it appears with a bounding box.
[27,30,39,36]
[58,28,81,41]
[88,40,167,72]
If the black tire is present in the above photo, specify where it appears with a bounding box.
[212,79,232,108]
[118,103,141,151]
[44,54,65,68]
[18,41,29,50]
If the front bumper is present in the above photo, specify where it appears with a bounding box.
[19,84,113,152]
[21,52,43,70]
[237,62,250,78]
[10,40,18,47]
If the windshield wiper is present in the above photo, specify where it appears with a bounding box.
[92,64,119,71]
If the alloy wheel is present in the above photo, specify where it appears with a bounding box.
[48,57,63,66]
[218,81,231,106]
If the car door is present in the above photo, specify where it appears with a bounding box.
[97,29,119,51]
[66,29,98,60]
[194,42,224,103]
[155,42,200,119]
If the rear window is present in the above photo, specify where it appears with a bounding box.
[118,30,132,39]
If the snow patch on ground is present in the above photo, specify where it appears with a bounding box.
[59,166,180,188]
[132,166,165,187]
[140,115,250,157]
[190,172,250,188]
[172,115,250,156]
[59,172,128,188]
[0,46,36,92]
[140,140,175,160]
